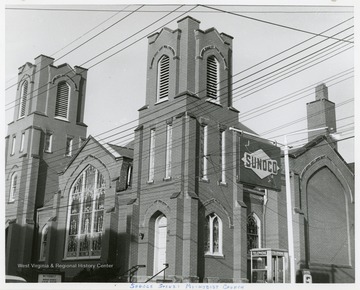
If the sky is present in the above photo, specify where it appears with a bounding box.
[3,0,357,163]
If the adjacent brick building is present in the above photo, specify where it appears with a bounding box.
[5,16,354,283]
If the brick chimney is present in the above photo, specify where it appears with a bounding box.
[306,83,337,149]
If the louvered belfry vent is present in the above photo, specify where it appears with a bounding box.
[207,56,219,100]
[157,55,170,100]
[19,81,28,118]
[55,81,70,119]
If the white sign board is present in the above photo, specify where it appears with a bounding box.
[38,273,62,283]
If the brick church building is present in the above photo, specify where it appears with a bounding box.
[5,16,355,283]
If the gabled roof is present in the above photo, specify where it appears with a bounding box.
[106,143,134,159]
[289,135,329,158]
[289,135,331,158]
[289,134,354,173]
[60,135,133,174]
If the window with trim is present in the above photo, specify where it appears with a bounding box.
[11,136,16,155]
[55,81,70,119]
[126,165,132,188]
[200,124,208,180]
[64,165,106,259]
[206,55,220,101]
[39,225,49,261]
[9,173,18,202]
[157,55,170,101]
[45,133,53,153]
[165,123,172,179]
[204,213,222,255]
[220,130,226,184]
[148,129,156,182]
[20,132,25,152]
[65,137,73,156]
[18,80,28,119]
[247,214,260,253]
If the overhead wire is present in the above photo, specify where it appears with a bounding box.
[4,7,354,201]
[5,4,132,86]
[6,131,354,228]
[4,6,354,260]
[5,99,354,210]
[4,4,197,108]
[200,4,354,43]
[5,6,354,14]
[4,35,354,173]
[5,10,353,108]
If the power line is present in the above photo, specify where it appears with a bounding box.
[3,13,354,185]
[5,5,198,107]
[5,5,132,86]
[238,68,353,119]
[5,132,354,220]
[233,34,353,98]
[5,99,354,201]
[5,48,354,173]
[5,5,145,92]
[200,4,354,43]
[236,41,353,100]
[5,7,354,13]
[6,116,354,213]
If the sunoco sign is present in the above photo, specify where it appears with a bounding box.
[239,135,281,191]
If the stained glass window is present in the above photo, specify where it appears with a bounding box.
[205,213,222,255]
[9,173,17,202]
[65,165,106,258]
[39,225,48,261]
[247,215,259,253]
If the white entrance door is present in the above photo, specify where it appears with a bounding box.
[154,215,167,274]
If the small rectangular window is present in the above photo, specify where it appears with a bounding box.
[11,136,16,155]
[20,132,25,152]
[165,124,172,179]
[65,137,73,156]
[45,133,53,153]
[148,129,156,182]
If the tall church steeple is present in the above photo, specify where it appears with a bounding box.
[5,55,88,273]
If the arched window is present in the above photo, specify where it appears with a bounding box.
[55,81,70,119]
[39,225,49,261]
[205,213,223,255]
[64,165,106,259]
[247,214,261,253]
[154,214,167,274]
[18,80,28,119]
[9,173,18,202]
[206,55,220,101]
[157,55,170,101]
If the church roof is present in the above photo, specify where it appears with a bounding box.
[106,143,134,159]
